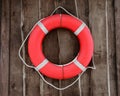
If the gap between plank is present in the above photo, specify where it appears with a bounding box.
[20,0,26,96]
[38,0,44,96]
[74,0,82,96]
[105,0,111,96]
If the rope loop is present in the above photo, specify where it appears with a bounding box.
[18,6,96,91]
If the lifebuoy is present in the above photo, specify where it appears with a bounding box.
[28,14,94,80]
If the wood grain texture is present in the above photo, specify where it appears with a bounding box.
[0,0,10,96]
[41,30,60,96]
[75,0,91,96]
[9,0,23,96]
[53,0,81,96]
[56,29,80,96]
[0,0,119,96]
[22,0,40,96]
[39,0,60,96]
[89,0,109,96]
[115,0,120,95]
[107,0,117,95]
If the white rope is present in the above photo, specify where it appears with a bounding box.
[20,0,26,96]
[78,78,82,96]
[50,6,78,19]
[88,56,96,70]
[18,6,96,91]
[105,0,111,96]
[18,19,45,69]
[74,0,79,18]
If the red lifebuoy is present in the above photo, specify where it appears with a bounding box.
[28,14,94,80]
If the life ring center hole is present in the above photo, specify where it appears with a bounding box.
[42,28,80,65]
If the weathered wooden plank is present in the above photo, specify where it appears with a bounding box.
[56,29,80,96]
[40,0,55,18]
[107,0,117,96]
[54,0,77,15]
[89,0,109,96]
[115,0,120,95]
[9,0,23,96]
[0,0,10,96]
[75,0,89,23]
[56,29,79,64]
[39,0,60,96]
[43,31,60,64]
[0,0,118,96]
[53,0,80,96]
[22,0,59,96]
[22,0,40,96]
[75,0,91,96]
[42,30,60,96]
[0,0,1,24]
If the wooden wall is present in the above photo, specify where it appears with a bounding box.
[0,0,120,96]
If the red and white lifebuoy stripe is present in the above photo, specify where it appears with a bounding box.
[28,14,93,80]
